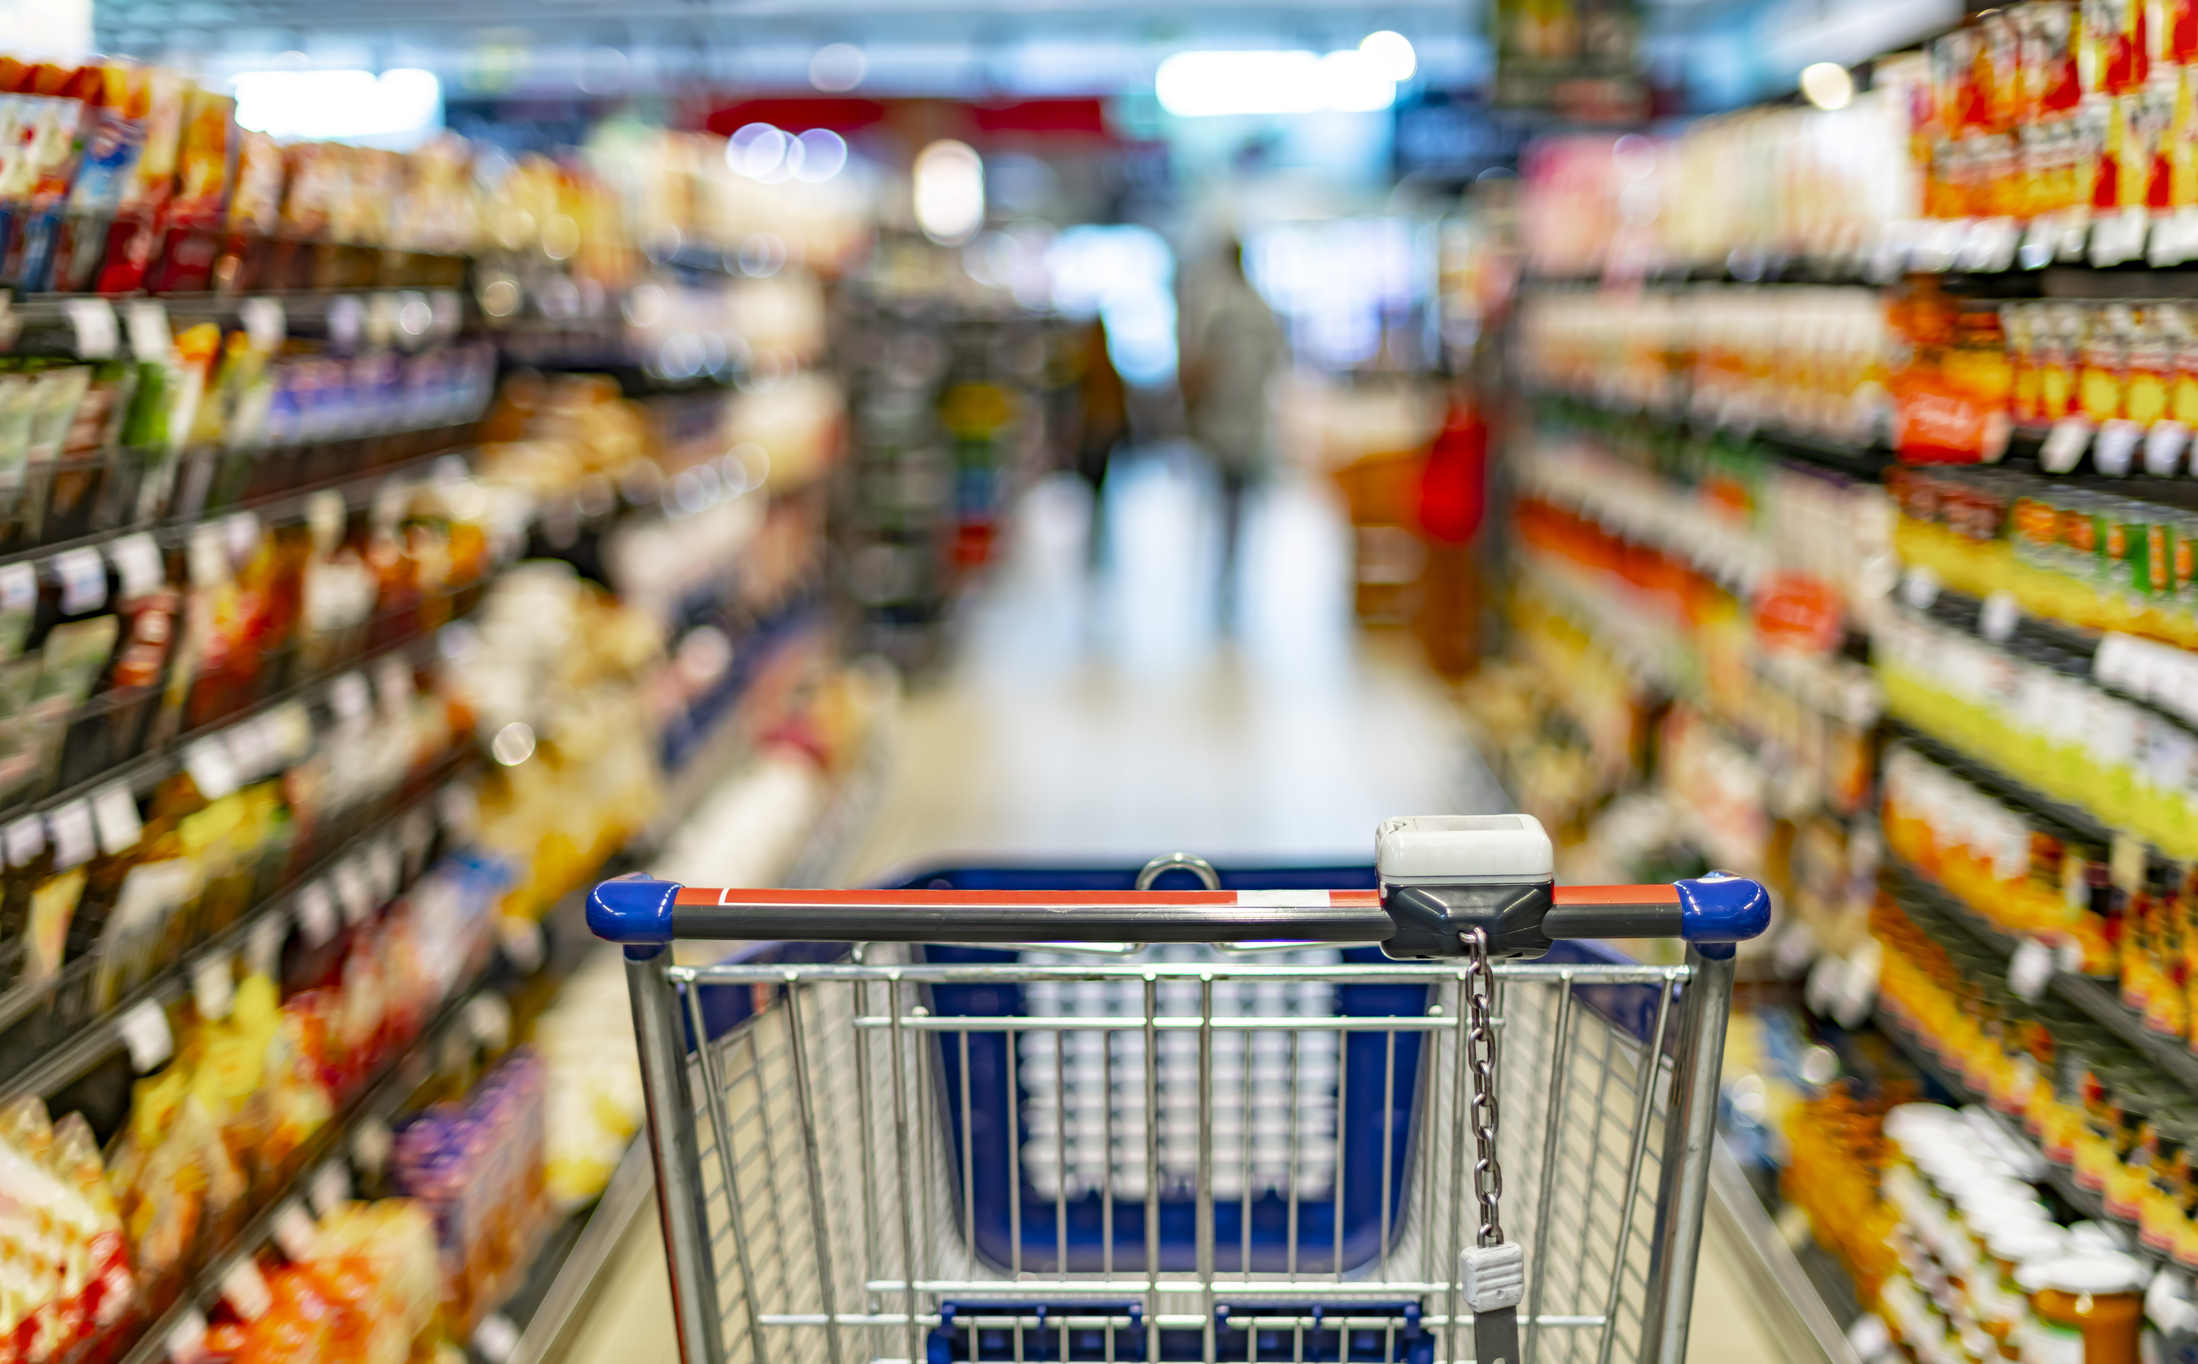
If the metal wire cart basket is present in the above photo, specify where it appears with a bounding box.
[588,815,1770,1364]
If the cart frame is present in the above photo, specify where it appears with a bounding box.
[593,864,1766,1364]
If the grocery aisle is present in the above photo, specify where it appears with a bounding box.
[565,455,1791,1364]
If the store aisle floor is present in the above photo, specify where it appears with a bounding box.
[565,454,1792,1364]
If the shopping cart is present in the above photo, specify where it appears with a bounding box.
[589,815,1769,1364]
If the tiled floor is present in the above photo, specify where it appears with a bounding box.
[564,454,1791,1364]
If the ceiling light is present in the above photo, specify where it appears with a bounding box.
[231,68,442,145]
[1359,31,1416,82]
[913,140,985,245]
[1154,49,1399,117]
[1799,61,1854,111]
[809,43,867,91]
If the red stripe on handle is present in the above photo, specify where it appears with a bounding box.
[673,887,1384,908]
[1553,884,1681,907]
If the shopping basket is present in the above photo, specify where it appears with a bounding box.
[589,815,1769,1364]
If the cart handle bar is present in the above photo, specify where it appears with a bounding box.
[588,875,1769,958]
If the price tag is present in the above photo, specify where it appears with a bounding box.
[438,782,478,841]
[308,1159,351,1218]
[332,858,374,925]
[90,782,142,856]
[2095,418,2143,476]
[62,297,118,359]
[0,562,33,615]
[1772,919,1819,979]
[351,1116,392,1176]
[47,801,94,871]
[246,909,288,980]
[2112,833,2148,893]
[164,1306,208,1364]
[223,511,260,566]
[497,916,544,975]
[1831,941,1883,1030]
[326,295,365,354]
[107,533,163,600]
[219,1257,272,1321]
[2042,416,2094,474]
[1847,1313,1892,1364]
[367,838,401,902]
[1979,590,2021,643]
[465,991,513,1050]
[2008,937,2055,1001]
[118,999,173,1073]
[328,671,371,722]
[2148,421,2190,476]
[264,702,314,766]
[271,1200,317,1262]
[296,882,338,948]
[473,1312,520,1364]
[1901,565,1941,612]
[182,739,241,802]
[373,654,413,713]
[191,953,233,1021]
[3,815,43,868]
[224,720,272,784]
[238,296,286,352]
[52,547,106,616]
[123,300,171,364]
[186,523,228,589]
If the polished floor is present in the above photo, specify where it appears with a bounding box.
[562,455,1789,1364]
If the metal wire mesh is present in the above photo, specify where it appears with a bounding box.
[661,953,1688,1364]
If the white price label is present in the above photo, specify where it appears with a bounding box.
[351,1116,392,1176]
[437,782,478,840]
[52,547,106,616]
[465,991,513,1050]
[497,915,544,975]
[246,910,287,980]
[1901,565,1941,612]
[62,297,118,359]
[2095,418,2143,476]
[308,1159,351,1218]
[328,671,371,721]
[3,815,43,868]
[224,720,272,784]
[191,953,233,1021]
[186,524,228,589]
[219,1257,273,1321]
[47,801,94,871]
[271,1200,317,1262]
[1831,941,1883,1030]
[474,1312,520,1364]
[107,533,162,600]
[181,739,241,802]
[2042,416,2094,474]
[296,882,338,948]
[373,654,412,714]
[1847,1313,1892,1364]
[2008,937,2055,1002]
[164,1307,208,1364]
[367,837,401,902]
[90,781,142,856]
[2147,420,2190,476]
[0,562,33,614]
[223,511,260,565]
[332,858,374,925]
[118,999,174,1073]
[238,296,286,352]
[264,702,314,766]
[1979,590,2021,643]
[123,300,171,364]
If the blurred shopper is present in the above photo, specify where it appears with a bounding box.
[1180,238,1285,625]
[1068,316,1128,568]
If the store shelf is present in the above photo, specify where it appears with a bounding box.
[1883,720,2121,853]
[1871,1009,2167,1268]
[1531,391,1894,484]
[113,961,520,1364]
[1884,858,2198,1095]
[0,745,476,1101]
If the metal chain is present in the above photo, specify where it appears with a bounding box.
[1462,926,1504,1246]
